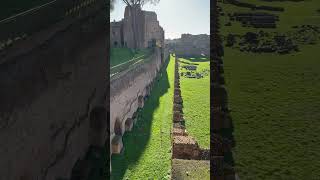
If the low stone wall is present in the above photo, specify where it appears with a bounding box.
[171,56,209,161]
[110,47,163,159]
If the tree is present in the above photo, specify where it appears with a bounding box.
[121,0,160,7]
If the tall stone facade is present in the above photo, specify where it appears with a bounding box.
[110,5,164,49]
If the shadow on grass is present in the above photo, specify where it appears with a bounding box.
[110,58,171,180]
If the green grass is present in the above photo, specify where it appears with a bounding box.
[179,57,210,149]
[110,48,151,67]
[220,0,320,179]
[171,159,210,180]
[110,48,152,76]
[110,54,175,180]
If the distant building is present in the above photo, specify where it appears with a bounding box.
[167,34,210,57]
[110,5,164,49]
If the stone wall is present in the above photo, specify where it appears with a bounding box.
[110,47,163,159]
[0,0,104,52]
[110,21,123,47]
[111,5,164,49]
[0,5,107,180]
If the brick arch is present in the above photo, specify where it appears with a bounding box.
[89,106,107,147]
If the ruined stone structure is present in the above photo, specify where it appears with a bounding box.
[110,5,164,49]
[110,47,168,170]
[212,2,238,180]
[0,0,108,179]
[169,33,210,57]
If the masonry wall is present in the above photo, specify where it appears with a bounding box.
[175,34,210,57]
[0,6,107,180]
[110,47,162,144]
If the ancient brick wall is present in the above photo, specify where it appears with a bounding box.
[174,34,210,57]
[0,5,107,180]
[110,21,123,47]
[110,47,163,161]
[115,5,164,49]
[211,1,237,179]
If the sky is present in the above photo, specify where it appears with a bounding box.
[110,0,210,39]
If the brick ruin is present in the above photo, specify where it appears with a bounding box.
[167,34,210,57]
[229,12,279,28]
[110,5,164,49]
[171,56,210,163]
[212,1,238,180]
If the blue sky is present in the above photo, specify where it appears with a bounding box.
[110,0,210,39]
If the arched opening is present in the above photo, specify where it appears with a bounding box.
[114,41,118,47]
[114,118,122,135]
[125,118,133,132]
[138,95,144,108]
[89,107,107,147]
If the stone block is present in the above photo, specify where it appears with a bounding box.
[111,135,123,154]
[174,95,183,104]
[172,127,188,136]
[125,118,133,132]
[173,111,184,122]
[172,136,200,159]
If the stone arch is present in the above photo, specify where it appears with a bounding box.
[114,118,122,135]
[89,106,107,147]
[125,118,133,132]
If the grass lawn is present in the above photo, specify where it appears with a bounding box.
[220,0,320,179]
[172,159,210,180]
[110,54,175,180]
[179,57,210,149]
[110,48,151,67]
[110,48,152,76]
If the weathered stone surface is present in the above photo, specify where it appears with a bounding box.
[0,6,108,179]
[173,103,183,112]
[174,95,183,104]
[173,111,184,122]
[111,5,164,49]
[172,127,188,136]
[125,118,133,132]
[171,34,210,57]
[173,136,200,159]
[110,48,163,142]
[111,135,123,154]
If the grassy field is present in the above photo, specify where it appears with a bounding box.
[110,54,175,180]
[110,48,152,76]
[172,159,210,180]
[220,0,320,179]
[110,48,151,67]
[179,57,210,149]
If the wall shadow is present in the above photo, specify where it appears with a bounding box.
[110,58,171,180]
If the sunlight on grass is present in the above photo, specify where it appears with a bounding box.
[179,57,210,149]
[111,55,175,179]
